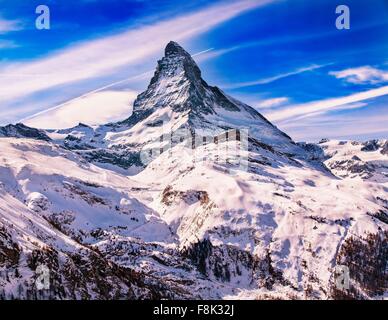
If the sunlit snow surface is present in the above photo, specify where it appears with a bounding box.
[0,137,386,299]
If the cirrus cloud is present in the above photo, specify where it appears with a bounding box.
[24,90,138,129]
[265,85,388,122]
[222,63,330,89]
[256,97,289,109]
[0,0,274,103]
[0,16,22,33]
[329,66,388,84]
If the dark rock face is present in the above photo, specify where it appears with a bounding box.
[361,140,379,152]
[371,210,388,224]
[0,123,51,141]
[318,138,330,144]
[163,41,202,83]
[297,142,326,161]
[83,149,143,169]
[381,141,388,155]
[161,185,209,206]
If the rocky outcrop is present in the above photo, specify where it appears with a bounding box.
[0,123,51,141]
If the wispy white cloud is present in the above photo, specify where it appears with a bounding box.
[329,65,388,84]
[279,102,368,123]
[0,0,274,104]
[222,64,329,89]
[19,70,154,127]
[24,90,138,129]
[332,101,368,112]
[194,46,239,61]
[191,47,215,57]
[266,85,388,122]
[279,112,388,142]
[256,97,289,109]
[0,16,22,33]
[0,40,18,49]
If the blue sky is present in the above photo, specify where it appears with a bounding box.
[0,0,387,141]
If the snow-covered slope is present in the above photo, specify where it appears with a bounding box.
[0,138,224,299]
[0,138,173,244]
[0,42,387,300]
[133,138,387,299]
[317,139,388,182]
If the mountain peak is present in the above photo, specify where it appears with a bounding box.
[156,40,202,81]
[165,41,190,57]
[125,41,205,121]
[121,42,296,154]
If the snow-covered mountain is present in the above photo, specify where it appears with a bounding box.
[317,139,388,182]
[0,123,51,141]
[0,42,386,300]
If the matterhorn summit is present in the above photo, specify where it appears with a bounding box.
[124,41,299,155]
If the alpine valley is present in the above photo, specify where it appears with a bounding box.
[0,42,386,300]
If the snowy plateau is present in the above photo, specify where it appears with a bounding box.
[0,42,386,300]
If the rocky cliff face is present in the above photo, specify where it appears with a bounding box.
[0,123,51,141]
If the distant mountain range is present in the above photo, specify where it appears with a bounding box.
[0,42,386,300]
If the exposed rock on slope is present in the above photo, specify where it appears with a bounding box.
[0,123,51,141]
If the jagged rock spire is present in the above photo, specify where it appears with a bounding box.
[164,41,190,57]
[150,41,202,84]
[127,41,210,122]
